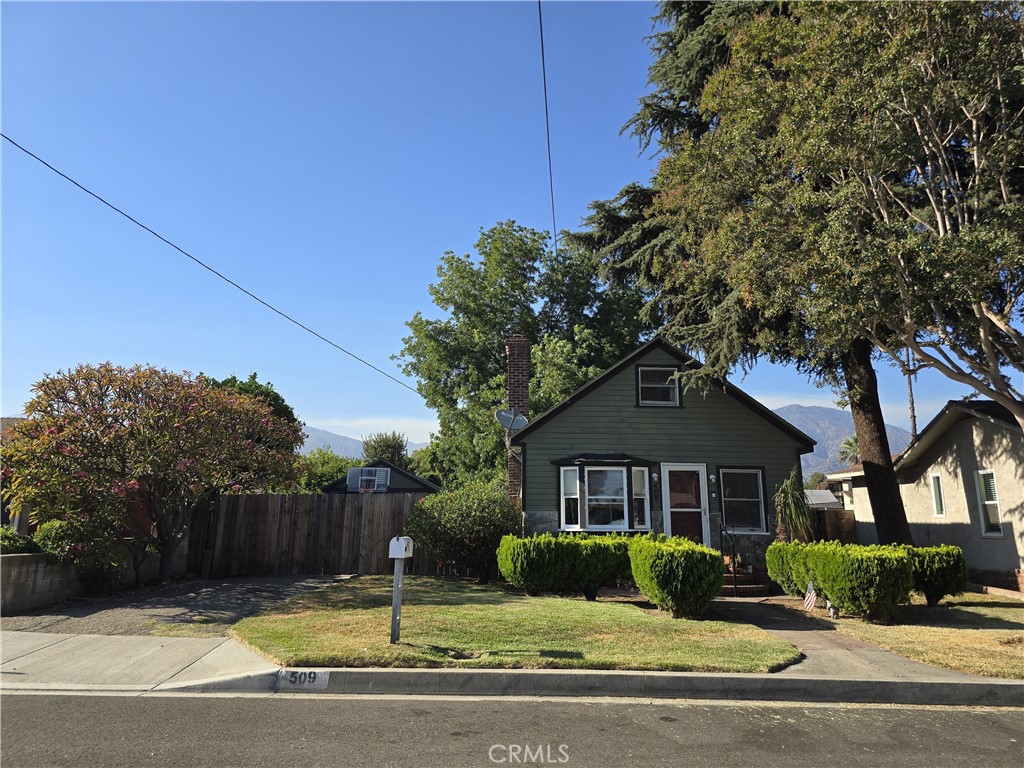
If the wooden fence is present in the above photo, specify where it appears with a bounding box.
[187,493,447,578]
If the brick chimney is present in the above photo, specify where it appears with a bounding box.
[505,334,530,502]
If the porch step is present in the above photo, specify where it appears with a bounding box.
[719,582,770,597]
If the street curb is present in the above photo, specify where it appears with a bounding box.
[158,667,1024,707]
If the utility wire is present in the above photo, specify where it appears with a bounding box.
[537,0,558,255]
[1,133,421,397]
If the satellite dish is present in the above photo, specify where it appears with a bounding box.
[495,408,529,431]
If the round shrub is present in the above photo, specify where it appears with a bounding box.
[906,545,968,607]
[405,480,520,581]
[629,534,725,618]
[0,524,41,554]
[33,518,122,594]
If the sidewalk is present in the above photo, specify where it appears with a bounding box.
[3,598,1022,706]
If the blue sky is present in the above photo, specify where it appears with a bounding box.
[2,1,979,443]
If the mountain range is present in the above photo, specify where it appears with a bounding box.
[772,404,912,477]
[303,405,910,478]
[301,425,427,458]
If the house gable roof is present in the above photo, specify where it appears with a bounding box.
[510,336,815,451]
[894,399,1022,472]
[322,458,440,494]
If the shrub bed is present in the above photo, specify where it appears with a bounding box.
[766,541,807,597]
[629,534,725,618]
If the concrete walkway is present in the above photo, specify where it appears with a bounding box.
[3,596,1022,705]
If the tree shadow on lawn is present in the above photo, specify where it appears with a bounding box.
[268,576,534,615]
[889,602,1024,631]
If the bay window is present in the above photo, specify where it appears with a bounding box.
[559,463,650,531]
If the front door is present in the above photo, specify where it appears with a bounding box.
[661,463,709,545]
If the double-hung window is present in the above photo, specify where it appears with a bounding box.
[720,468,767,533]
[559,465,650,531]
[637,367,680,406]
[976,470,1002,535]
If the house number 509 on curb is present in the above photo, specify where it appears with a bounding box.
[280,669,329,690]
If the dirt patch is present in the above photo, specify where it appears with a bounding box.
[0,574,349,637]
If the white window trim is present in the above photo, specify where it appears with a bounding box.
[558,465,651,532]
[584,466,629,530]
[630,467,652,530]
[560,467,582,531]
[637,366,680,407]
[929,473,946,518]
[720,468,768,535]
[976,469,1003,537]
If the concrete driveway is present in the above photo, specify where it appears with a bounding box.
[0,574,348,636]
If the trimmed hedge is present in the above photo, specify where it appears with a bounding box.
[766,541,807,597]
[769,541,968,616]
[496,533,630,600]
[629,534,725,618]
[804,543,912,624]
[767,541,920,623]
[904,545,969,607]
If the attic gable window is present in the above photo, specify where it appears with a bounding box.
[637,366,680,407]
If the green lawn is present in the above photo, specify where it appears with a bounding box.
[231,575,800,672]
[769,592,1024,679]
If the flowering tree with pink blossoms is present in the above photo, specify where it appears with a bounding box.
[1,363,304,584]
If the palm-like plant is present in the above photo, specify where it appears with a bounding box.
[837,434,860,466]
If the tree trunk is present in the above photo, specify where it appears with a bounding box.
[158,540,177,584]
[842,339,914,545]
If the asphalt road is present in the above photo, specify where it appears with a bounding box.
[1,694,1021,768]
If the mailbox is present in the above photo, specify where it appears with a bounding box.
[389,536,414,559]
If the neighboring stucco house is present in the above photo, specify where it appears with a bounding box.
[322,458,440,495]
[505,335,815,566]
[827,400,1023,590]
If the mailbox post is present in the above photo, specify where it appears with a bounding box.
[389,536,414,644]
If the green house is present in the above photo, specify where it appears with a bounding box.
[508,337,815,565]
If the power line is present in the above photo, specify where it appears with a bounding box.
[1,133,421,397]
[537,0,558,254]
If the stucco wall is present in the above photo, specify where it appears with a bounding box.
[898,419,1022,572]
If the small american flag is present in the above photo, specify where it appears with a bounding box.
[803,580,817,612]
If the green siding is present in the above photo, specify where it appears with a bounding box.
[518,347,807,558]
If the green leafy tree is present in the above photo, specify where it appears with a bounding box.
[577,1,1001,544]
[204,372,302,433]
[361,431,411,470]
[295,447,362,492]
[1,364,303,583]
[683,1,1024,430]
[398,221,651,487]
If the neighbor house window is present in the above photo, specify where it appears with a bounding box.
[561,467,581,529]
[976,470,1002,535]
[637,367,679,406]
[720,468,766,533]
[929,474,945,517]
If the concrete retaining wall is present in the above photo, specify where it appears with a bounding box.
[1,553,82,613]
